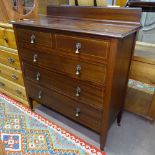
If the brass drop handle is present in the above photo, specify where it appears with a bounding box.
[75,43,81,54]
[33,54,38,62]
[76,87,81,97]
[8,57,15,64]
[16,90,22,95]
[31,34,35,44]
[0,82,5,87]
[76,65,81,75]
[36,72,40,81]
[12,74,18,80]
[75,107,80,117]
[38,91,42,99]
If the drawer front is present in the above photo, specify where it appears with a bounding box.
[55,34,110,59]
[0,63,24,86]
[0,49,21,69]
[130,60,155,85]
[21,49,106,84]
[5,29,17,49]
[24,63,104,110]
[0,87,29,107]
[0,27,5,46]
[26,81,102,132]
[0,76,27,101]
[0,28,17,49]
[16,28,52,48]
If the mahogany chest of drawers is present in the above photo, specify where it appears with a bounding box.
[13,6,141,150]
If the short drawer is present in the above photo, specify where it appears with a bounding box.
[0,27,5,46]
[0,28,17,49]
[5,29,17,49]
[16,28,52,48]
[0,63,24,86]
[26,81,102,132]
[0,76,27,101]
[24,63,104,110]
[21,49,106,85]
[55,34,110,60]
[0,48,21,70]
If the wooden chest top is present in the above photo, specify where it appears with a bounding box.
[13,6,141,38]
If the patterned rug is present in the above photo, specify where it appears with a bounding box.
[0,93,105,155]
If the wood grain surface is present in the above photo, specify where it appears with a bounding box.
[0,48,21,70]
[0,63,24,86]
[26,81,102,132]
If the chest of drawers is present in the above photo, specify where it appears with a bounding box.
[13,6,141,150]
[0,23,28,106]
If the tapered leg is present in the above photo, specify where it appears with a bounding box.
[28,97,34,111]
[100,135,106,151]
[100,127,108,151]
[117,110,123,126]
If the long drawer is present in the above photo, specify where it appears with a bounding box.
[55,34,110,60]
[21,49,106,85]
[0,63,24,86]
[0,76,27,101]
[16,28,52,48]
[26,81,102,132]
[0,49,21,70]
[23,63,104,110]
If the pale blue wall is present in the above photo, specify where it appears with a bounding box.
[108,0,112,5]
